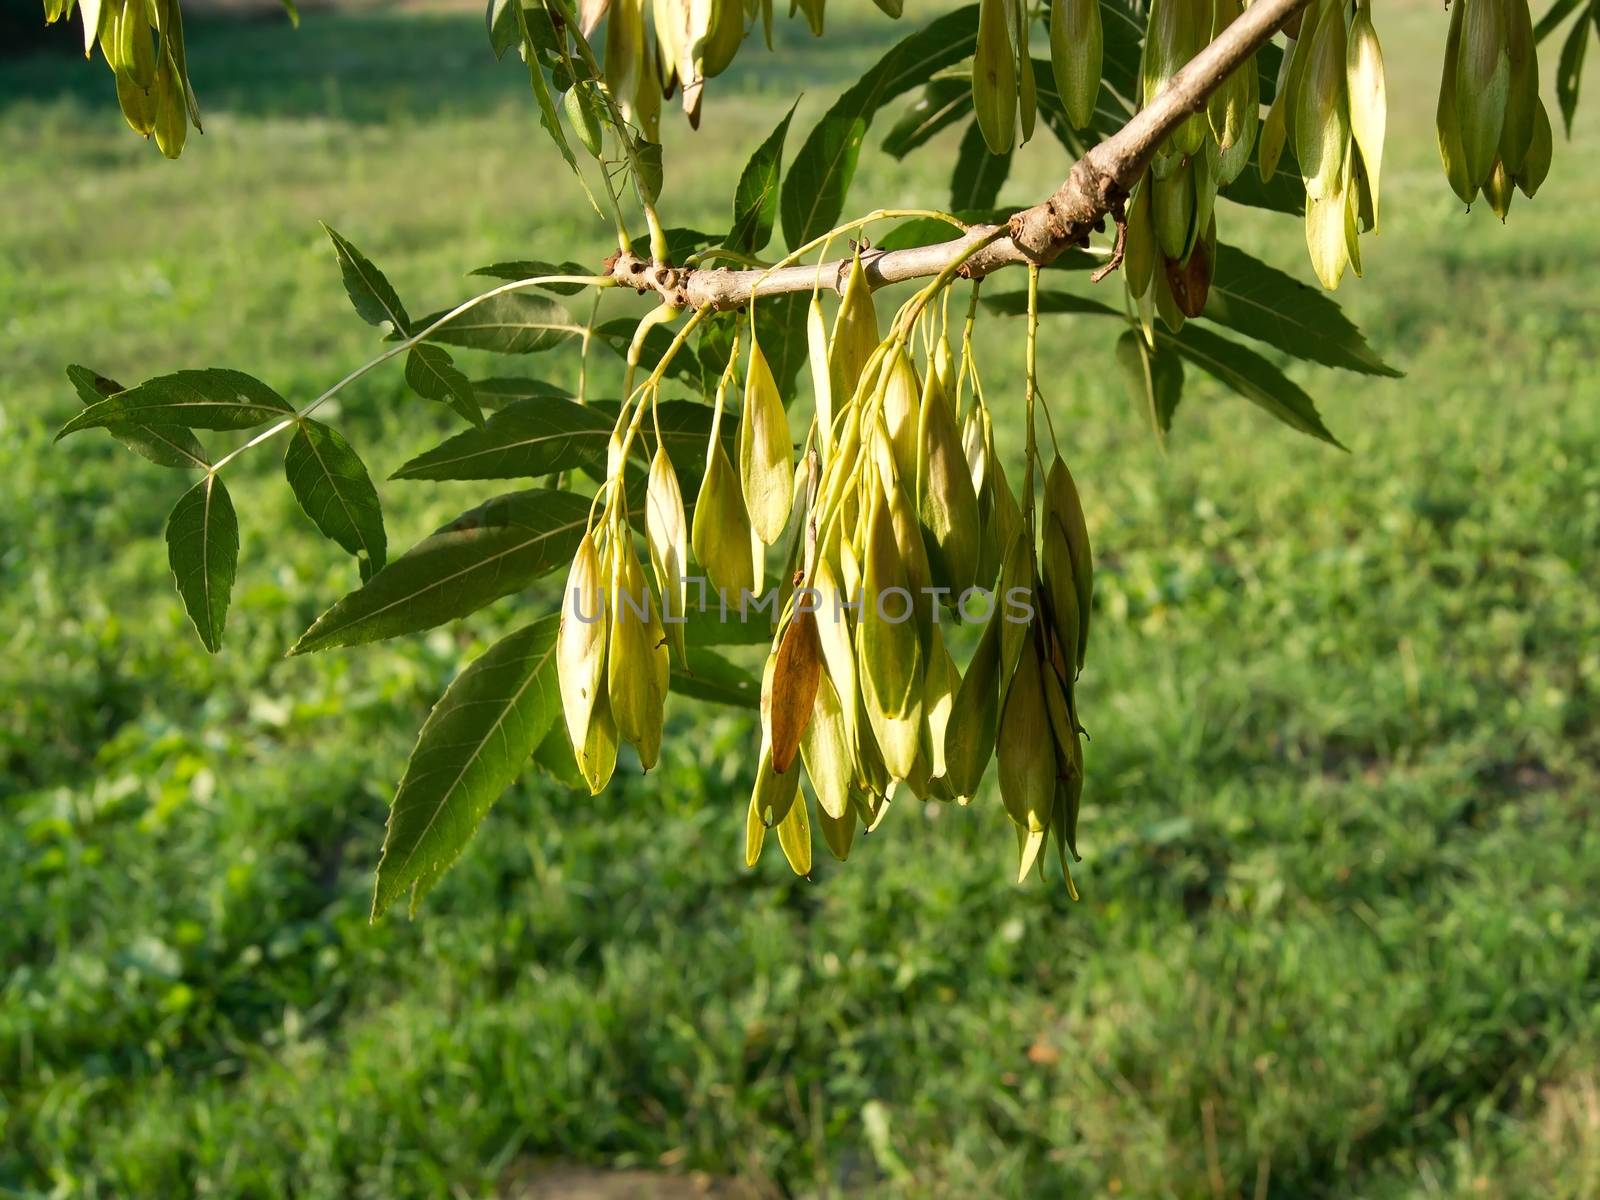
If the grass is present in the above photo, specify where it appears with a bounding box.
[4,1,1600,1196]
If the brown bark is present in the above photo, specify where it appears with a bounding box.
[609,0,1312,310]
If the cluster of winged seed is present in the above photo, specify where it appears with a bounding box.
[1437,0,1552,218]
[557,250,1095,888]
[591,0,897,131]
[1121,0,1264,332]
[745,257,1093,887]
[970,0,1105,155]
[44,0,199,158]
[554,467,677,794]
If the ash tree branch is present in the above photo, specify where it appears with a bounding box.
[609,0,1313,310]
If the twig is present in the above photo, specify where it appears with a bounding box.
[1090,196,1129,284]
[607,0,1309,308]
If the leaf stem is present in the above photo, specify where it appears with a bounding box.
[1024,264,1041,517]
[207,273,609,477]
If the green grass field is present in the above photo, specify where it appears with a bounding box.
[4,2,1600,1195]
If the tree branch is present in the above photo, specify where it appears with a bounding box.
[609,0,1312,310]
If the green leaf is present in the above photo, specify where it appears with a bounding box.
[590,398,737,483]
[518,3,566,69]
[636,139,665,206]
[405,344,484,428]
[1093,0,1142,102]
[781,5,980,247]
[882,76,972,159]
[416,293,581,355]
[654,226,722,262]
[1536,0,1585,42]
[58,369,293,438]
[66,364,208,469]
[1163,323,1345,448]
[531,723,585,788]
[392,397,611,480]
[671,646,761,708]
[696,311,740,389]
[951,121,1012,209]
[1255,35,1286,102]
[284,418,387,572]
[515,4,582,181]
[1033,71,1129,157]
[564,79,605,156]
[726,101,798,254]
[684,602,775,646]
[594,319,704,387]
[1033,23,1298,215]
[985,290,1344,446]
[1021,0,1143,157]
[373,617,563,919]
[279,0,299,27]
[487,0,519,58]
[1114,329,1184,438]
[875,209,1016,252]
[291,489,590,654]
[750,293,812,405]
[166,474,239,654]
[468,260,591,294]
[983,292,1120,319]
[472,377,574,410]
[1216,157,1307,215]
[321,223,410,336]
[1203,245,1400,376]
[1557,14,1588,133]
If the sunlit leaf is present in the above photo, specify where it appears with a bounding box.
[727,101,798,254]
[58,369,293,438]
[781,5,980,246]
[373,617,564,919]
[416,293,581,355]
[487,0,519,58]
[392,397,611,480]
[882,76,971,159]
[291,489,590,654]
[66,364,208,469]
[515,3,583,183]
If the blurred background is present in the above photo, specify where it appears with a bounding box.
[3,0,1599,1195]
